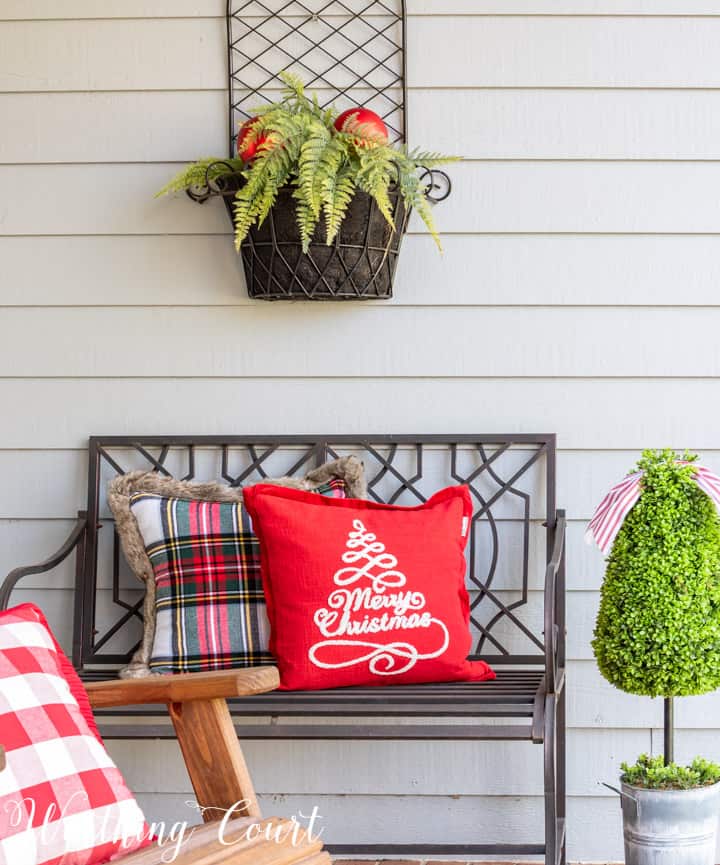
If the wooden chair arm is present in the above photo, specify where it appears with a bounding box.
[85,667,280,709]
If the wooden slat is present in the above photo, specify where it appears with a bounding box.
[291,855,329,865]
[86,667,280,708]
[113,819,261,865]
[116,817,326,865]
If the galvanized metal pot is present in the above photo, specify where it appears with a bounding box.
[617,780,720,865]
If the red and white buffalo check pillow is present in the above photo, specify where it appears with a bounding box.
[0,604,148,865]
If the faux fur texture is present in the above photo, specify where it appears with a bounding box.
[107,456,366,678]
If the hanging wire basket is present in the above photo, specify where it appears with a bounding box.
[230,181,409,301]
[185,0,452,301]
[189,166,450,300]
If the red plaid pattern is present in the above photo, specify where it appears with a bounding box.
[130,477,347,673]
[0,605,148,865]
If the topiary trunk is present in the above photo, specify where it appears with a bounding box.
[593,450,720,759]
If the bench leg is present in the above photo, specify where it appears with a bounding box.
[557,686,567,865]
[544,693,557,865]
[544,689,567,865]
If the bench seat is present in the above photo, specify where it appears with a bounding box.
[92,669,548,741]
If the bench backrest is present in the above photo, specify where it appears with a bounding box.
[74,435,558,677]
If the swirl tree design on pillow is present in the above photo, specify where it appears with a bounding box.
[309,519,450,676]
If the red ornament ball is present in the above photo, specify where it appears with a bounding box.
[334,107,389,146]
[236,116,271,161]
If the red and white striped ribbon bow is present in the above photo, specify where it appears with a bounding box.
[585,463,720,555]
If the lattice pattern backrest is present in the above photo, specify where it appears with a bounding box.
[227,0,407,152]
[78,436,556,674]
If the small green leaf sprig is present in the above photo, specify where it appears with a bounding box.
[622,754,720,790]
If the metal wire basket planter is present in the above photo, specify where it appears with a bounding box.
[190,166,449,302]
[240,191,408,301]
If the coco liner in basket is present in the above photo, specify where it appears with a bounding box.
[220,178,409,301]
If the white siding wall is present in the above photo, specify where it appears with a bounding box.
[3,3,720,861]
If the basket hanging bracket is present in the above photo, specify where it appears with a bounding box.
[226,0,408,154]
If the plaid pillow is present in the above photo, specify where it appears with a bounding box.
[0,604,148,865]
[130,479,346,674]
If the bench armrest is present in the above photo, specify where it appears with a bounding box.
[0,515,88,610]
[544,509,566,694]
[84,666,280,709]
[85,667,280,820]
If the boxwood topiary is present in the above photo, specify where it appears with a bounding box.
[593,449,720,698]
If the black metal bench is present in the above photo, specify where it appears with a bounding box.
[0,435,567,864]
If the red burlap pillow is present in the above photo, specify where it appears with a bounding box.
[243,484,495,690]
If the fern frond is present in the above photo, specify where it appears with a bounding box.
[405,147,462,169]
[413,186,442,252]
[396,160,443,252]
[322,167,356,244]
[232,137,295,248]
[155,158,244,197]
[298,124,344,219]
[279,70,305,102]
[355,146,396,228]
[293,192,320,253]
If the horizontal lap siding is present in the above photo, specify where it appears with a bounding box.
[8,162,720,235]
[6,18,720,92]
[6,91,720,164]
[5,235,720,306]
[1,380,718,449]
[2,6,717,862]
[4,306,720,376]
[5,3,720,18]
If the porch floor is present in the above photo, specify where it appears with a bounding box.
[333,860,621,864]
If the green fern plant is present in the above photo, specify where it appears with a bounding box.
[158,73,460,253]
